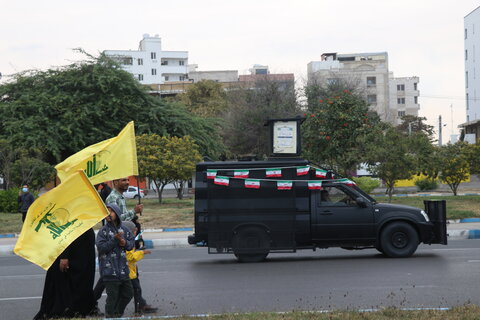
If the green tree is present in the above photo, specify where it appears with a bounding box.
[11,155,56,191]
[222,79,299,158]
[365,127,416,202]
[438,143,470,196]
[0,52,224,163]
[0,140,19,189]
[176,80,228,118]
[136,134,202,203]
[462,141,480,174]
[397,115,435,137]
[302,87,384,177]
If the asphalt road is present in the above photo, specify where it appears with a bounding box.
[1,240,480,319]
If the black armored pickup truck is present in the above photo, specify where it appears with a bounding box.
[188,159,447,262]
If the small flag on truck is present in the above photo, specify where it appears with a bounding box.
[214,176,230,186]
[207,169,217,179]
[234,170,249,178]
[338,178,356,186]
[277,181,293,190]
[296,166,310,176]
[315,169,327,178]
[308,181,323,190]
[266,168,282,177]
[245,179,260,189]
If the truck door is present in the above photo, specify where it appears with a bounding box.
[312,186,375,242]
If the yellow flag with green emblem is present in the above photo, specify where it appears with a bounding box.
[14,170,108,270]
[55,121,138,185]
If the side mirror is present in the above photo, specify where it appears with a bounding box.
[356,197,367,208]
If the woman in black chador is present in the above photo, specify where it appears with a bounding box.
[33,228,96,319]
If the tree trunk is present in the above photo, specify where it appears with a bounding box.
[158,184,167,204]
[387,182,395,203]
[176,181,184,200]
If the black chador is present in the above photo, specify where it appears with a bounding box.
[33,228,96,319]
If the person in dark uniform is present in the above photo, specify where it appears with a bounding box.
[18,185,35,222]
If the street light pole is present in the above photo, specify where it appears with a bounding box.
[438,115,443,146]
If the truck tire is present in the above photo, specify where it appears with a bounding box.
[232,226,270,263]
[380,222,419,258]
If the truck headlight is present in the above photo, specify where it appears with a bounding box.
[420,210,430,222]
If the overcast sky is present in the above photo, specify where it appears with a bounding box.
[2,0,479,143]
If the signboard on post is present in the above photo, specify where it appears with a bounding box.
[265,117,305,158]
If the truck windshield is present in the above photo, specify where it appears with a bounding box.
[352,185,377,203]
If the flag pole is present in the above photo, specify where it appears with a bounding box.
[136,176,142,215]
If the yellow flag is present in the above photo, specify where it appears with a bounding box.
[55,121,138,185]
[14,171,108,270]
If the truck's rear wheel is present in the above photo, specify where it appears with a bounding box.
[232,226,270,262]
[380,222,419,258]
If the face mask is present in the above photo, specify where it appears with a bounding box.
[22,188,28,193]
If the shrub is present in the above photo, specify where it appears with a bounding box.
[0,188,20,213]
[415,178,438,191]
[352,176,380,194]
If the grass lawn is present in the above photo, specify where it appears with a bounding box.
[55,305,480,320]
[372,195,480,220]
[1,195,479,234]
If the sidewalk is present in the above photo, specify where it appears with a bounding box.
[2,222,480,256]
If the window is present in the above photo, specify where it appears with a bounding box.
[151,68,157,76]
[466,93,469,109]
[466,71,469,88]
[151,52,156,59]
[466,50,468,60]
[414,96,418,104]
[414,82,418,91]
[397,98,405,104]
[326,78,339,85]
[398,111,406,117]
[179,60,185,66]
[318,186,356,207]
[138,74,143,81]
[179,75,186,81]
[164,76,169,81]
[465,28,468,39]
[397,84,405,91]
[161,60,168,65]
[138,58,143,65]
[367,94,377,105]
[366,76,376,87]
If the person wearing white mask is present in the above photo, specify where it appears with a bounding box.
[17,184,35,222]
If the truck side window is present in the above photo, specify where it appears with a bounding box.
[321,187,355,206]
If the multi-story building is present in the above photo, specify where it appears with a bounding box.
[187,64,239,83]
[239,65,295,91]
[461,6,480,143]
[307,52,420,124]
[103,34,188,86]
[388,74,420,125]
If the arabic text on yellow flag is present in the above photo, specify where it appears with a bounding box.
[14,171,108,270]
[55,121,138,185]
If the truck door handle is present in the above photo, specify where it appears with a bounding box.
[320,211,332,215]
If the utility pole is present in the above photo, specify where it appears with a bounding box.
[438,115,443,146]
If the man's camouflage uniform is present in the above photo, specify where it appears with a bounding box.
[106,189,135,221]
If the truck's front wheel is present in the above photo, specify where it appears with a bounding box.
[380,222,419,258]
[232,226,270,262]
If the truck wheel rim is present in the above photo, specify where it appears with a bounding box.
[392,232,408,249]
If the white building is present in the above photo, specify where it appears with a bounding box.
[104,34,188,85]
[307,52,420,124]
[461,6,480,142]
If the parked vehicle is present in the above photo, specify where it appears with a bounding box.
[123,186,145,199]
[188,159,447,262]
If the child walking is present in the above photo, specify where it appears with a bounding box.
[122,221,158,315]
[96,204,135,318]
